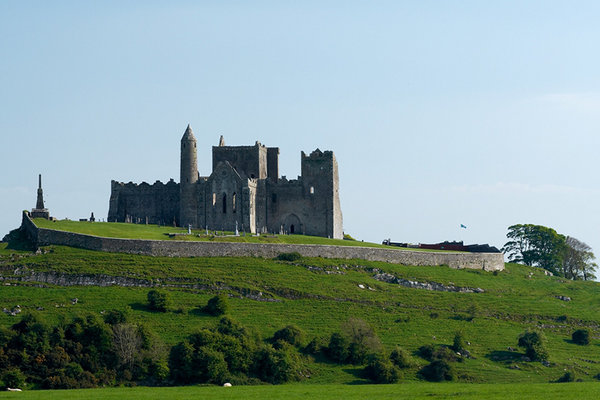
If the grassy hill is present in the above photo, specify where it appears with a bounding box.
[31,218,456,252]
[1,230,599,389]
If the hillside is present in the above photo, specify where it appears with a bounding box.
[1,228,599,388]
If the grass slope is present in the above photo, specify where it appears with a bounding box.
[1,241,599,386]
[31,219,453,251]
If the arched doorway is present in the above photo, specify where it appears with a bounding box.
[283,214,302,235]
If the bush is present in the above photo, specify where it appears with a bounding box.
[275,252,302,261]
[363,354,400,383]
[556,371,575,383]
[572,329,590,345]
[390,346,413,369]
[518,330,548,361]
[147,290,170,312]
[419,359,455,382]
[452,331,466,353]
[341,318,382,364]
[204,295,229,316]
[273,325,304,347]
[304,336,325,355]
[103,309,129,325]
[1,368,26,389]
[326,332,349,363]
[254,343,304,384]
[417,344,435,361]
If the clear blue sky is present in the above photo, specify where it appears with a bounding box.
[2,1,600,256]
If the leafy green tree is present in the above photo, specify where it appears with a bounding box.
[326,332,349,363]
[572,329,590,345]
[272,325,304,347]
[204,295,229,316]
[341,318,382,364]
[518,330,548,361]
[419,359,454,382]
[452,331,466,353]
[1,368,26,389]
[390,346,413,369]
[147,290,171,312]
[502,224,566,275]
[363,353,400,383]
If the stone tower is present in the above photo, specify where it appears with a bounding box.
[180,124,198,228]
[31,174,50,219]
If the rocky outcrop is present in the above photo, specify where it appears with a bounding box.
[372,272,484,293]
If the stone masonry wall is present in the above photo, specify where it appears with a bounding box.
[21,212,504,271]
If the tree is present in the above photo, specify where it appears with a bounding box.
[571,329,590,345]
[518,330,548,361]
[341,318,382,364]
[502,224,566,275]
[112,323,142,369]
[272,325,304,347]
[204,295,229,316]
[147,290,170,312]
[561,237,597,281]
[363,354,400,383]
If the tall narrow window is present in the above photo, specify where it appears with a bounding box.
[222,194,227,214]
[310,186,314,194]
[232,193,237,213]
[212,193,216,206]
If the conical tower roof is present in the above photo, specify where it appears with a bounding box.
[181,124,196,141]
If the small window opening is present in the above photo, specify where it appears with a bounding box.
[222,194,227,214]
[272,193,277,203]
[212,193,216,206]
[232,193,237,213]
[310,186,314,194]
[290,224,295,234]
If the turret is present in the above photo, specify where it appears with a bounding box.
[180,124,198,227]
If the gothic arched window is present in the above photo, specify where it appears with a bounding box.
[222,194,227,214]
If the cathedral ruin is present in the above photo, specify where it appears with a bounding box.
[108,125,343,239]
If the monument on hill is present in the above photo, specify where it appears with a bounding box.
[108,125,344,239]
[31,174,50,219]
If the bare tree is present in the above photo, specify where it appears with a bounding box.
[112,323,142,368]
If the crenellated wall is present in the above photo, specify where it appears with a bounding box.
[21,212,504,271]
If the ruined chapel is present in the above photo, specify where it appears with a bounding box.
[108,125,343,239]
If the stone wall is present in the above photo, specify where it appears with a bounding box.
[21,212,504,271]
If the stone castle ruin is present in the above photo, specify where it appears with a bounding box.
[108,125,343,239]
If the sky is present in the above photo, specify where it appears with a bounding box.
[1,1,600,259]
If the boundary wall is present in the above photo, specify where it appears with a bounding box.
[21,212,504,271]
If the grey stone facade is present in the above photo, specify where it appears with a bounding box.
[108,125,344,239]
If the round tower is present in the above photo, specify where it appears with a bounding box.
[180,124,198,228]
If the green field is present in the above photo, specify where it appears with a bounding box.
[31,218,454,251]
[1,237,600,388]
[0,382,598,400]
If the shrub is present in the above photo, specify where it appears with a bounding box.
[363,354,400,384]
[326,332,349,363]
[452,331,466,353]
[196,346,229,384]
[1,368,26,389]
[556,371,575,383]
[147,290,170,312]
[276,252,302,261]
[572,329,590,345]
[432,346,458,363]
[518,330,548,361]
[204,295,229,316]
[103,309,129,325]
[254,343,304,384]
[390,346,413,369]
[417,344,435,361]
[419,359,455,382]
[273,325,304,347]
[341,317,382,364]
[304,336,325,355]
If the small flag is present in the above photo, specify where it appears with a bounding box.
[460,224,467,229]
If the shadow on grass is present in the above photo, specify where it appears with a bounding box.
[341,367,369,385]
[188,307,209,317]
[486,350,522,363]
